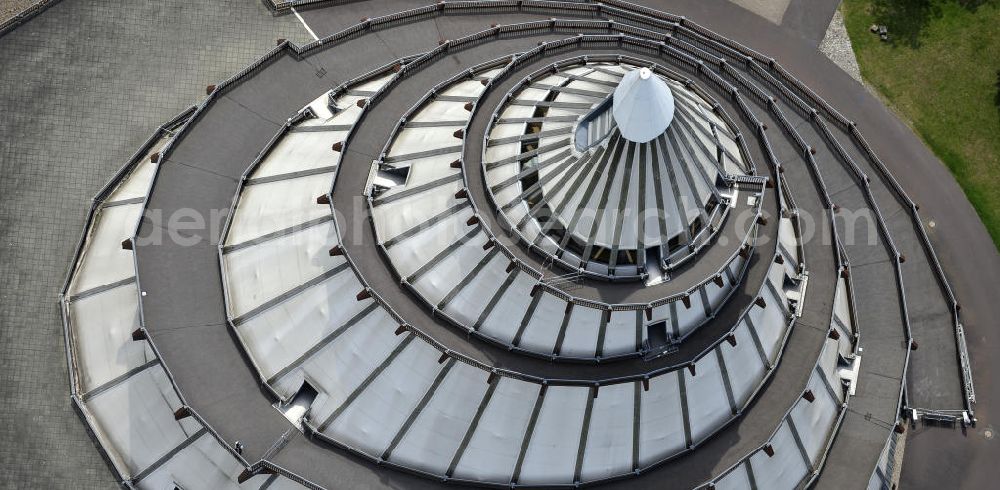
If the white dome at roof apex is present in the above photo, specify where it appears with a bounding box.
[612,67,676,143]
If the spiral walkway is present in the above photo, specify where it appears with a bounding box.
[56,1,974,489]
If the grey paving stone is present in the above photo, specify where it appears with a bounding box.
[0,1,310,487]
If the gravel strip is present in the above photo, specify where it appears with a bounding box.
[819,8,864,83]
[1,0,49,27]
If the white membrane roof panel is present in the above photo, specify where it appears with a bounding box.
[516,86,552,102]
[562,76,614,97]
[485,122,525,143]
[517,293,569,354]
[69,283,153,393]
[683,119,725,187]
[384,208,474,278]
[452,378,540,482]
[645,143,684,242]
[279,307,401,420]
[591,145,628,248]
[251,130,345,179]
[747,421,809,490]
[543,149,598,212]
[106,154,159,203]
[390,361,491,474]
[408,100,473,122]
[554,72,616,93]
[502,199,530,228]
[478,273,536,343]
[443,79,488,98]
[373,188,460,241]
[685,352,732,443]
[389,125,463,157]
[728,253,747,279]
[223,220,343,318]
[518,219,544,245]
[535,151,578,186]
[137,433,245,490]
[581,382,635,481]
[86,365,201,478]
[638,372,686,466]
[676,290,707,336]
[618,153,642,250]
[441,253,509,324]
[646,303,669,326]
[767,260,789,292]
[352,74,395,94]
[559,306,603,358]
[375,178,462,212]
[325,339,444,456]
[411,230,490,305]
[560,164,610,237]
[236,267,367,381]
[834,276,852,332]
[721,321,768,408]
[713,463,752,490]
[705,276,730,311]
[496,104,535,122]
[661,134,706,223]
[318,96,365,126]
[518,386,589,485]
[225,173,334,246]
[603,310,638,357]
[392,158,460,187]
[789,366,840,463]
[817,339,847,403]
[69,204,143,295]
[567,160,614,239]
[553,90,598,108]
[748,292,789,364]
[483,156,521,189]
[486,173,523,208]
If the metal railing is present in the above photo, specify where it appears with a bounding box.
[362,47,776,362]
[56,1,968,487]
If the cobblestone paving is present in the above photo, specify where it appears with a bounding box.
[0,1,309,487]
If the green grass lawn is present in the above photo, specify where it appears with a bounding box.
[841,0,1000,249]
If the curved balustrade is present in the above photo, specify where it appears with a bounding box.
[57,1,967,488]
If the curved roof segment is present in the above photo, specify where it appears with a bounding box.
[484,63,751,279]
[57,2,968,489]
[612,67,675,143]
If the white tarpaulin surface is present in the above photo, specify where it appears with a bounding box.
[518,386,589,485]
[452,378,540,482]
[69,283,152,392]
[580,382,634,481]
[390,361,490,474]
[69,203,142,295]
[236,266,367,381]
[86,365,201,477]
[325,339,444,456]
[223,220,342,318]
[638,372,686,466]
